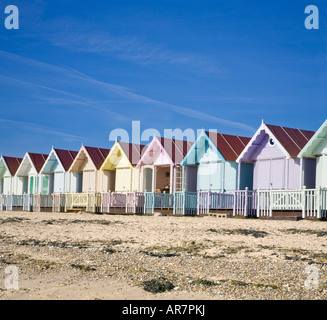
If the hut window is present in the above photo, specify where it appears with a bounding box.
[269,138,275,147]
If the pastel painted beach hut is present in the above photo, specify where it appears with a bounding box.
[100,141,147,193]
[0,156,23,195]
[15,153,48,194]
[181,130,251,193]
[136,136,193,193]
[236,121,316,190]
[298,119,327,188]
[39,148,78,194]
[68,145,110,193]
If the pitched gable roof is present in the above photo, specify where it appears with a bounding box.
[119,142,147,166]
[137,136,194,167]
[206,132,251,161]
[158,137,193,164]
[54,149,79,171]
[265,124,315,157]
[2,156,23,176]
[28,153,48,173]
[298,119,327,158]
[84,146,110,170]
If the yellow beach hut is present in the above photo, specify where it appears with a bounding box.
[100,141,147,193]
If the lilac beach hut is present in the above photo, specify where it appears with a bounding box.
[236,121,316,190]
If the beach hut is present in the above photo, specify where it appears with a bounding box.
[298,119,327,188]
[0,156,23,195]
[15,153,48,194]
[68,145,110,193]
[39,148,78,194]
[100,141,147,193]
[181,130,251,193]
[136,136,193,193]
[236,121,316,190]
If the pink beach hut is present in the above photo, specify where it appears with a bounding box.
[136,136,193,194]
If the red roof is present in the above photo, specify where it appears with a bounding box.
[54,149,78,171]
[119,142,147,166]
[266,124,315,157]
[159,137,193,164]
[28,153,48,173]
[206,132,251,161]
[84,146,110,170]
[3,156,23,176]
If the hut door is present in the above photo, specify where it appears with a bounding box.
[209,162,221,192]
[143,168,153,192]
[197,163,210,190]
[22,177,28,194]
[271,159,284,189]
[42,176,49,195]
[255,160,270,190]
[29,176,34,194]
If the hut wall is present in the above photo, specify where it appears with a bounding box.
[224,161,238,193]
[316,155,327,188]
[183,165,197,192]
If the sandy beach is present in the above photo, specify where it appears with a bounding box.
[0,211,326,300]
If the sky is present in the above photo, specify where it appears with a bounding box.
[0,0,326,157]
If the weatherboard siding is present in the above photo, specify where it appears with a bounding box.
[183,165,197,192]
[316,155,327,188]
[181,131,249,193]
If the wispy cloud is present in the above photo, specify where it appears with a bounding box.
[0,118,88,142]
[0,50,255,133]
[67,70,256,133]
[41,17,221,75]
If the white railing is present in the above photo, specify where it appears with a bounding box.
[0,187,326,219]
[256,188,327,219]
[233,188,257,217]
[23,193,33,212]
[0,194,4,211]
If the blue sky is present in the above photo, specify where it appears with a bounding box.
[0,0,325,157]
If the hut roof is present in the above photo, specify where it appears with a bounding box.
[54,149,79,171]
[2,156,23,176]
[84,146,110,170]
[298,119,327,158]
[265,124,315,158]
[28,153,48,173]
[206,132,251,161]
[119,142,147,166]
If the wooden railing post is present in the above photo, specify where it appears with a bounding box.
[256,189,260,218]
[302,186,306,219]
[173,189,176,215]
[317,187,321,219]
[269,187,273,217]
[152,190,155,214]
[244,187,248,217]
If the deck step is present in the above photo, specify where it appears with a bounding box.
[66,209,83,213]
[262,216,303,221]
